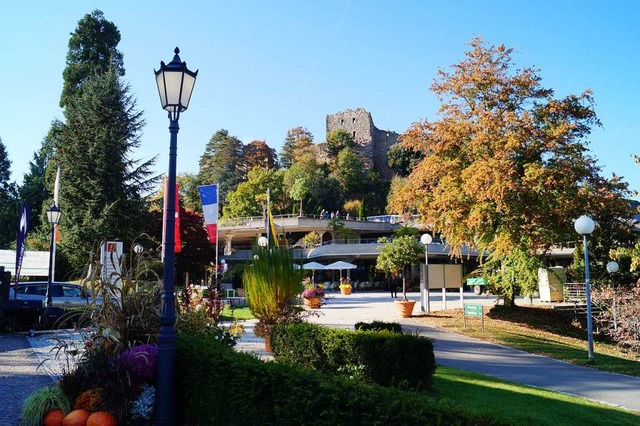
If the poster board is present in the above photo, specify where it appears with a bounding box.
[0,250,50,277]
[101,241,123,284]
[425,264,463,289]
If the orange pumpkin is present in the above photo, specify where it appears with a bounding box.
[86,411,117,426]
[62,409,90,426]
[43,409,65,426]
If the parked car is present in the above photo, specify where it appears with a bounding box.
[9,282,97,308]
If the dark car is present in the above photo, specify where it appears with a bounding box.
[9,282,96,308]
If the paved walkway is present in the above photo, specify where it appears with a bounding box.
[236,290,640,413]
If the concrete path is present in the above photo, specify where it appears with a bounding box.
[236,290,640,414]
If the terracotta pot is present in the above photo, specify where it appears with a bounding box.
[264,332,271,352]
[304,297,322,309]
[395,300,416,318]
[340,287,352,295]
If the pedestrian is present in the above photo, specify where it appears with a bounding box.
[320,209,325,219]
[330,211,335,219]
[346,213,350,221]
[390,275,398,298]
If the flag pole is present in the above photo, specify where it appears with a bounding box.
[215,184,219,288]
[52,166,61,281]
[266,188,271,243]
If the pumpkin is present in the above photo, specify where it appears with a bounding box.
[86,411,117,426]
[62,409,90,426]
[43,409,65,426]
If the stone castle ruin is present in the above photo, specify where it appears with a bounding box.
[324,108,399,179]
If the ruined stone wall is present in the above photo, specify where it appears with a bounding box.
[325,108,399,179]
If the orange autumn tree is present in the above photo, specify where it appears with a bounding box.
[391,37,632,306]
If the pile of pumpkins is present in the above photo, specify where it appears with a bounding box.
[43,409,116,426]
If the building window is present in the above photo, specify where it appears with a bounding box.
[352,117,356,123]
[353,131,356,138]
[341,119,344,125]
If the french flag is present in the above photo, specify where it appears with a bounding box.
[198,184,218,243]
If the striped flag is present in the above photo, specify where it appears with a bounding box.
[198,184,218,243]
[14,202,29,293]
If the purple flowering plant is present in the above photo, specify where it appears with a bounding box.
[120,344,158,383]
[302,284,325,299]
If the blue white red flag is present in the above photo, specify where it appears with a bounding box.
[14,202,29,291]
[198,184,218,243]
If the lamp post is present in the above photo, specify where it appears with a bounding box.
[420,233,432,312]
[45,205,61,310]
[154,47,198,426]
[606,261,619,332]
[574,215,596,363]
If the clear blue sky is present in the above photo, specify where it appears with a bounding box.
[1,1,639,196]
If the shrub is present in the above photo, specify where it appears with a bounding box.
[22,386,70,426]
[176,331,503,426]
[355,320,403,334]
[271,323,435,389]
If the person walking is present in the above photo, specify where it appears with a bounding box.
[390,275,398,298]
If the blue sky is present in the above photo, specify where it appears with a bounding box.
[1,1,639,196]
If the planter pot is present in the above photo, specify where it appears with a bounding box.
[303,297,322,309]
[340,287,352,295]
[395,300,416,318]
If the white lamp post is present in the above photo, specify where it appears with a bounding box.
[574,215,596,363]
[606,261,619,332]
[420,233,433,312]
[154,47,198,426]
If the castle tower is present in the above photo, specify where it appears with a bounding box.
[325,108,399,179]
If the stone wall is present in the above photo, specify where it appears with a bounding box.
[325,108,399,179]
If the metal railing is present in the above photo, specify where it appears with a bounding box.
[563,282,586,302]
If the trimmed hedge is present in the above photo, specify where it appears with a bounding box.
[176,332,507,426]
[271,323,435,389]
[354,320,403,334]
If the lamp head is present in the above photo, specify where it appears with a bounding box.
[574,215,595,235]
[257,236,268,247]
[133,244,144,254]
[420,233,433,245]
[46,205,61,225]
[155,47,198,120]
[606,261,619,274]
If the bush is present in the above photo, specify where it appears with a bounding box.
[271,323,435,389]
[354,320,403,334]
[176,331,504,426]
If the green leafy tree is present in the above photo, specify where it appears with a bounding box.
[334,147,365,196]
[284,152,319,216]
[326,129,355,157]
[280,126,314,168]
[56,70,156,271]
[376,235,424,301]
[0,137,19,248]
[223,167,286,218]
[177,173,203,213]
[387,143,424,177]
[391,37,633,306]
[60,10,124,108]
[197,129,244,206]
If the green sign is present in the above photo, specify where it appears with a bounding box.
[464,304,483,317]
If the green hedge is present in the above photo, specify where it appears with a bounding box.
[271,323,435,389]
[176,332,506,426]
[354,320,403,334]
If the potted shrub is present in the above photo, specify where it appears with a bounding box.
[339,280,352,295]
[376,234,424,317]
[244,242,306,351]
[302,284,325,309]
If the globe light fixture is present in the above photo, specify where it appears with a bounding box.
[574,215,596,363]
[258,236,268,247]
[154,47,198,426]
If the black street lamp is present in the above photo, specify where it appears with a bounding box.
[45,205,61,310]
[153,47,198,426]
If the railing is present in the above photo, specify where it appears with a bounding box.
[564,283,586,302]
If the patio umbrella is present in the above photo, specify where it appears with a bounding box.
[326,261,357,280]
[302,262,326,282]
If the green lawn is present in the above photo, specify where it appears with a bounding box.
[220,305,253,321]
[414,305,640,376]
[434,366,639,425]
